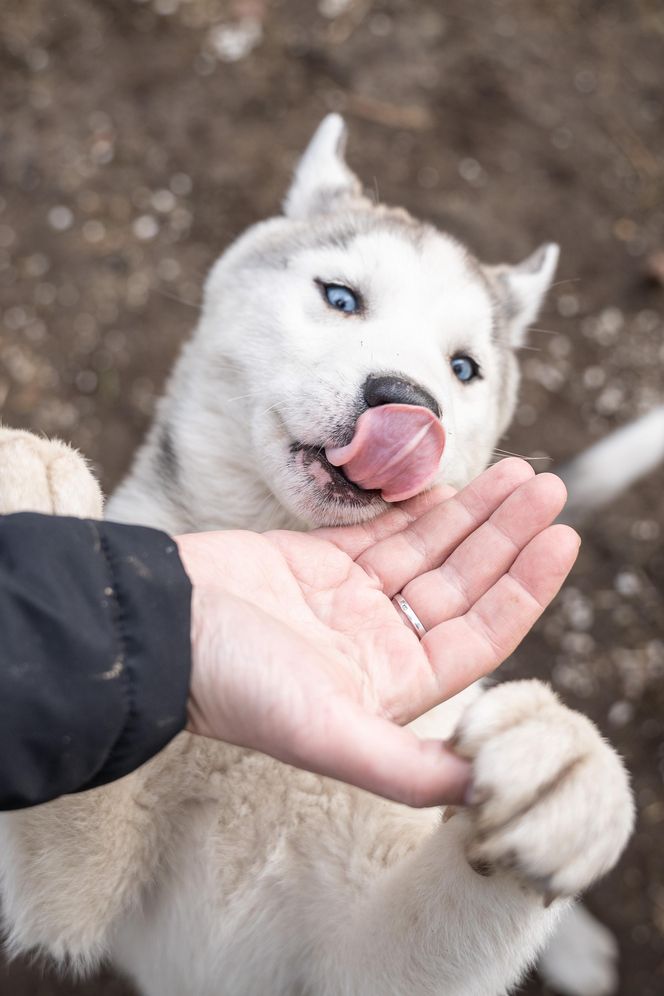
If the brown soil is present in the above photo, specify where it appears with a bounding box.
[1,1,663,993]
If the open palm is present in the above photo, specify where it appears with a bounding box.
[181,459,579,806]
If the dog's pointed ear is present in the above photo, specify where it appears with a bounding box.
[283,114,369,219]
[484,243,559,347]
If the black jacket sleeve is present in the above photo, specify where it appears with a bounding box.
[0,513,192,810]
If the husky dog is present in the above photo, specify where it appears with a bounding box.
[0,117,639,996]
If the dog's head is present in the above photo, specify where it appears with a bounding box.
[195,115,558,526]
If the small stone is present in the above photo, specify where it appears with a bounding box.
[82,219,106,243]
[613,217,637,242]
[596,384,625,415]
[631,520,660,541]
[152,189,176,213]
[615,570,641,596]
[208,19,262,62]
[154,0,179,14]
[24,253,50,277]
[133,215,159,240]
[556,293,579,318]
[319,0,353,17]
[583,365,606,389]
[48,206,74,231]
[26,47,49,72]
[169,173,192,196]
[458,158,486,187]
[608,701,634,727]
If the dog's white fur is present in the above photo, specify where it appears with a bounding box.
[0,117,636,996]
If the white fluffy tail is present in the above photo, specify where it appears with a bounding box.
[557,406,664,525]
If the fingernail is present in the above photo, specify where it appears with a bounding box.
[445,732,460,751]
[423,741,472,803]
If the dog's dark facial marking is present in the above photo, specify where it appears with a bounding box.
[153,424,198,531]
[236,210,429,274]
[156,425,179,485]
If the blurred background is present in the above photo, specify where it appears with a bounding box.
[1,1,663,993]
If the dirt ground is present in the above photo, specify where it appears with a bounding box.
[1,0,663,993]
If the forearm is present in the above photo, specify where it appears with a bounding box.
[0,513,192,809]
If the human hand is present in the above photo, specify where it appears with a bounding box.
[177,459,579,807]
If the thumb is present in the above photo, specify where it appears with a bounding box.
[289,702,471,808]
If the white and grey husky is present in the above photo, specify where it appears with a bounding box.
[3,115,656,996]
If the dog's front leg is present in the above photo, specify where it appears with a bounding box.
[307,679,633,996]
[303,812,561,996]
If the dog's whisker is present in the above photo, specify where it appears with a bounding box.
[151,286,202,310]
[259,400,287,418]
[371,176,380,205]
[224,391,270,404]
[494,342,543,354]
[549,277,581,288]
[491,447,553,464]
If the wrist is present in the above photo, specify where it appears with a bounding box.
[174,534,213,739]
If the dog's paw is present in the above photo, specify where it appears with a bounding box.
[452,680,634,901]
[538,903,618,996]
[0,428,103,518]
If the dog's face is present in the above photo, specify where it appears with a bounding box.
[195,116,558,526]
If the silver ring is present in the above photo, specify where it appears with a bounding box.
[392,593,427,638]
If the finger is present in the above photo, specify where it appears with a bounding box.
[413,524,580,712]
[356,458,534,596]
[402,473,568,631]
[311,482,456,560]
[290,700,471,808]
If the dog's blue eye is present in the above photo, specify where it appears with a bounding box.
[451,355,480,383]
[323,283,359,314]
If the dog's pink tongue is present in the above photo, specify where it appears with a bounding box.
[325,404,445,502]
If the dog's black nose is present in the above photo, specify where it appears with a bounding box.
[363,375,441,418]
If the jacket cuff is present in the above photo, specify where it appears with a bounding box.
[82,518,192,790]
